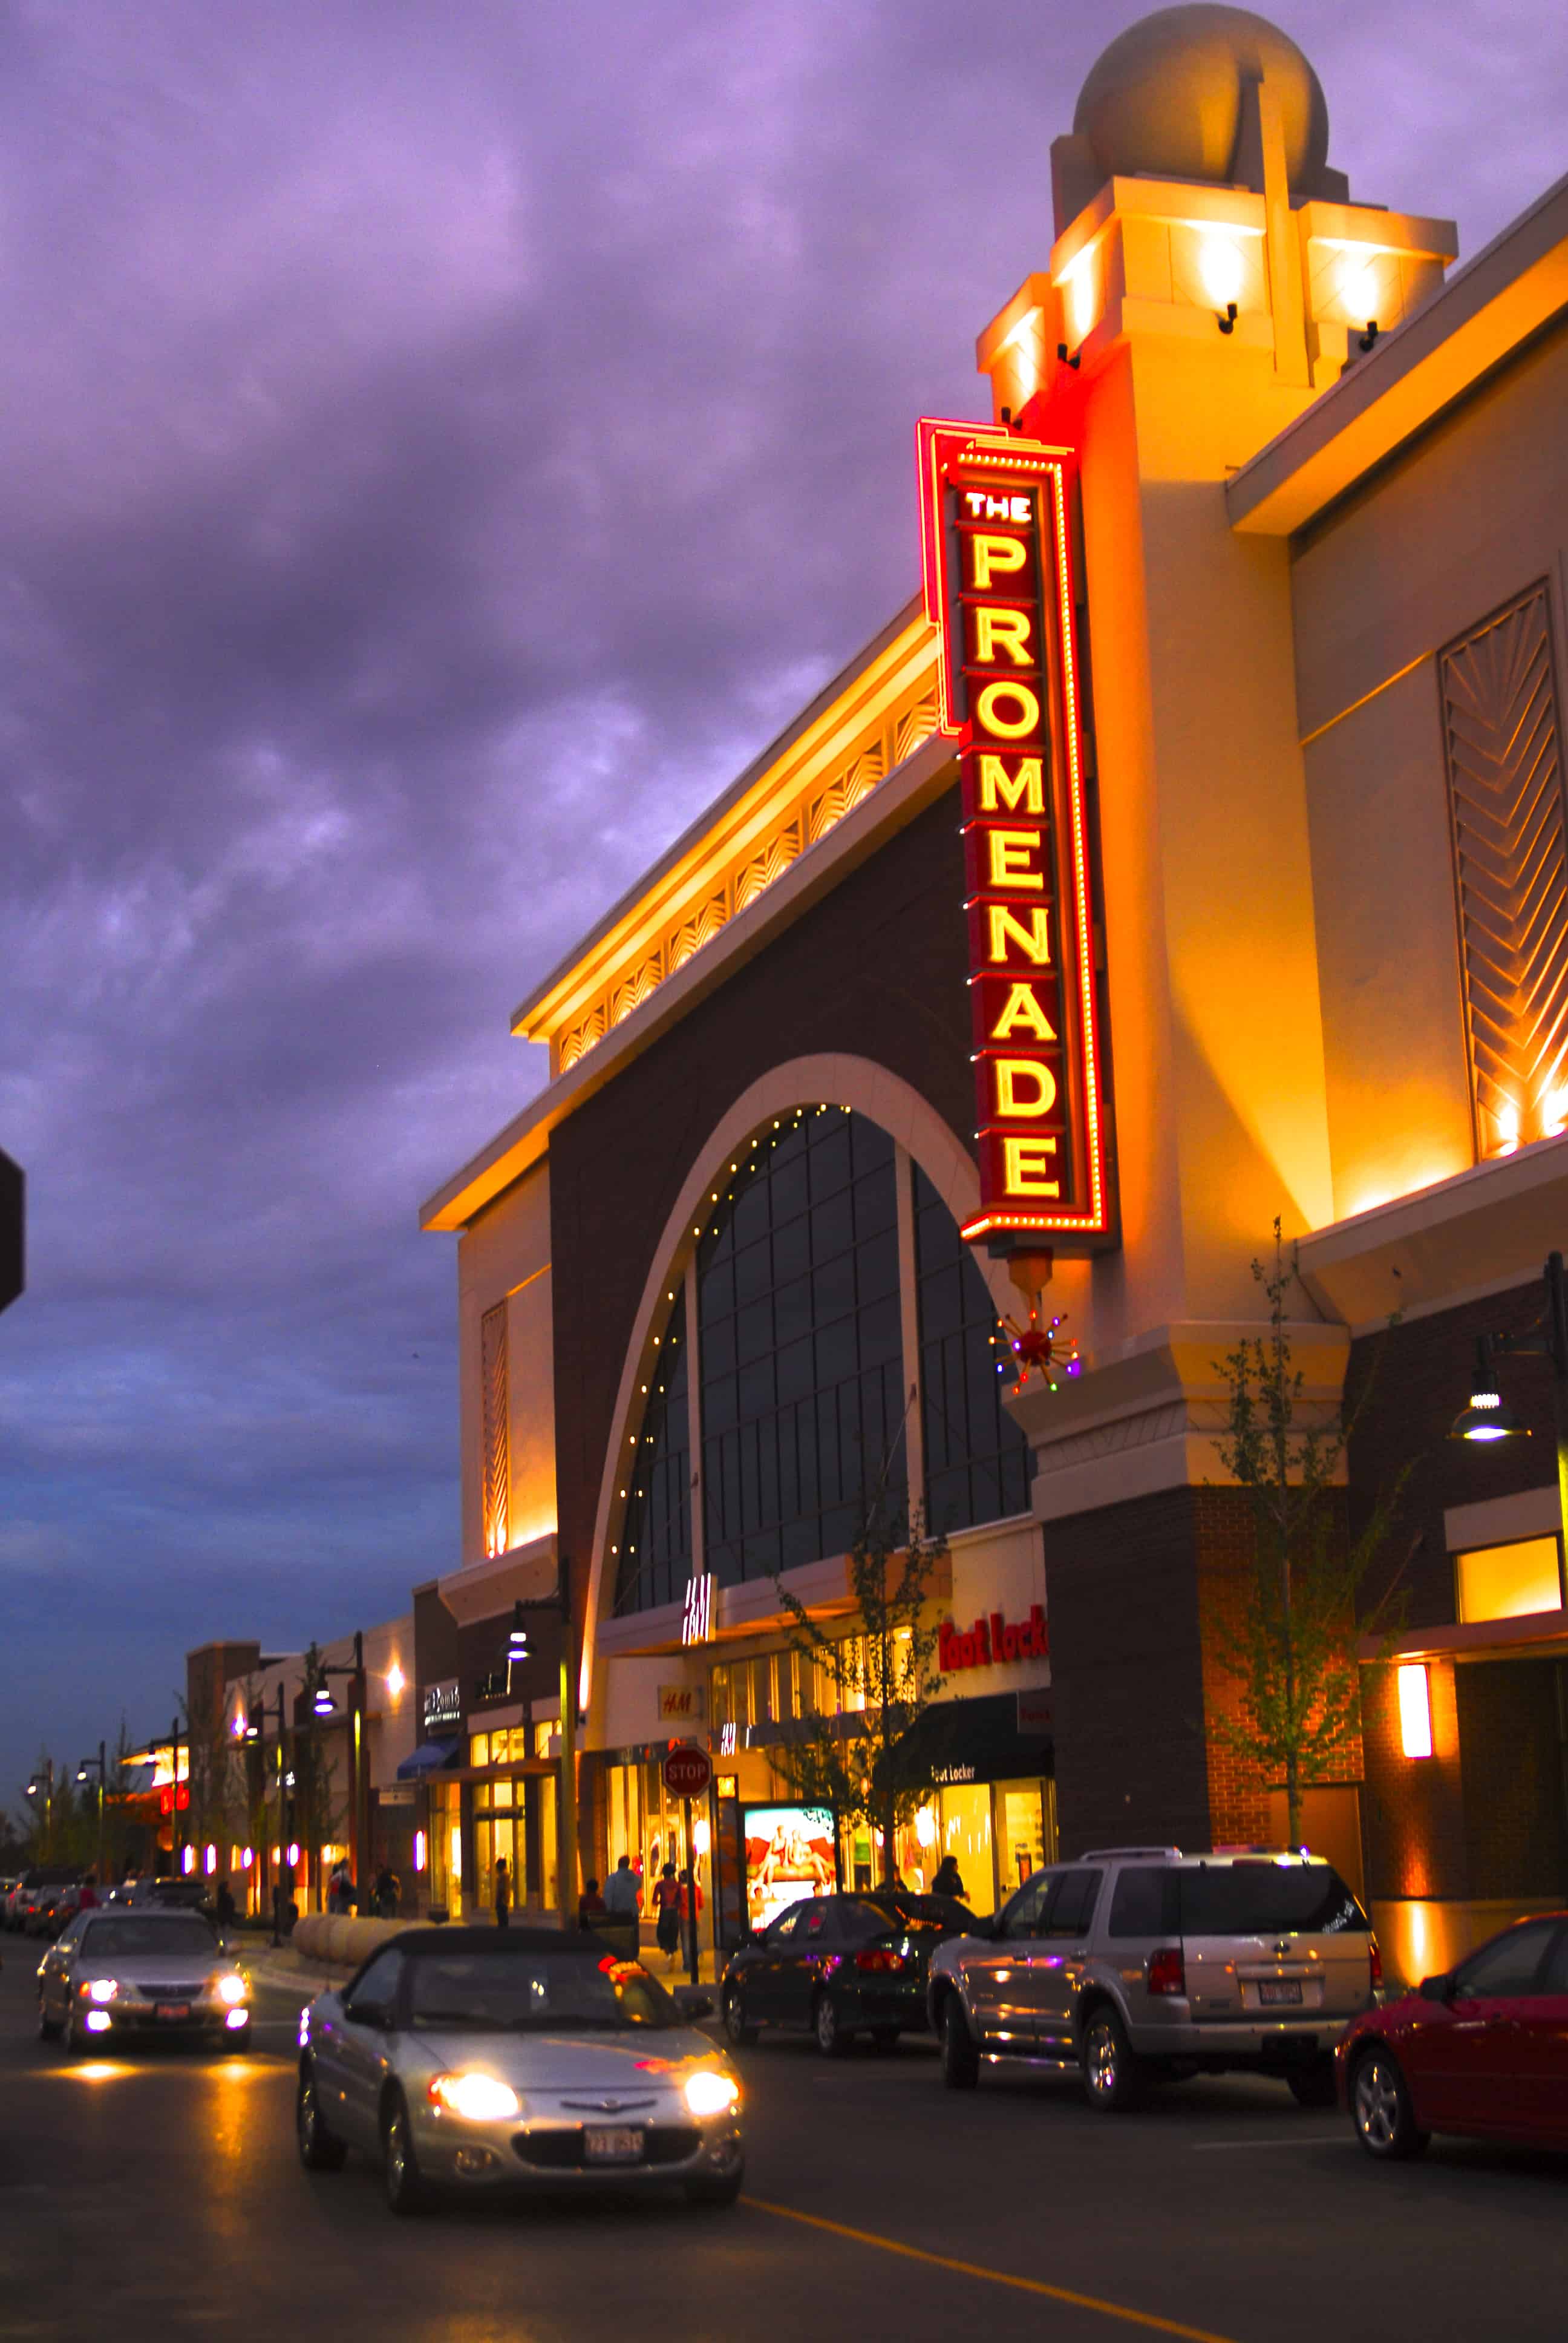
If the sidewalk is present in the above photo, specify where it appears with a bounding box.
[239,1932,725,1995]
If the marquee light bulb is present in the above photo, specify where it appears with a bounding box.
[1341,257,1379,323]
[1198,236,1245,312]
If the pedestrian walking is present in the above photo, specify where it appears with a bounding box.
[214,1876,236,1929]
[653,1861,681,1965]
[932,1854,967,1902]
[494,1855,511,1930]
[578,1877,607,1927]
[603,1854,641,1916]
[373,1863,399,1919]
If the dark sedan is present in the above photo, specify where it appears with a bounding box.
[720,1890,976,2056]
[1337,1910,1568,2159]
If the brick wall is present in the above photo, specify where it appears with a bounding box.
[1044,1487,1214,1855]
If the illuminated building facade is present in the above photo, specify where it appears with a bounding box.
[425,8,1568,1968]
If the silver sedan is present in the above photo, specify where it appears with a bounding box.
[296,1927,745,2214]
[36,1909,250,2050]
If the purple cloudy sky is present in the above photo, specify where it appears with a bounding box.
[1,0,1562,1813]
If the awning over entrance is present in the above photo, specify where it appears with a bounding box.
[885,1692,1052,1790]
[396,1737,460,1780]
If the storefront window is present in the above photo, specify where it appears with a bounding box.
[615,1289,692,1614]
[913,1164,1031,1533]
[937,1781,995,1913]
[699,1107,904,1586]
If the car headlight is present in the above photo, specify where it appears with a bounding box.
[684,2068,741,2119]
[428,2072,521,2122]
[216,1973,247,2007]
[81,1979,118,2005]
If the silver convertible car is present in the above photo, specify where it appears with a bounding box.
[296,1927,745,2215]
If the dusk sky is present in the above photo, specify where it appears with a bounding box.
[1,0,1563,1814]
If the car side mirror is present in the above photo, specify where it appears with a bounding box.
[673,1987,715,2020]
[1419,1973,1454,2005]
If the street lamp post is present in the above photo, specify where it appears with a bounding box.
[1449,1248,1568,1606]
[76,1743,108,1887]
[506,1558,578,1928]
[311,1632,368,1904]
[25,1758,54,1861]
[168,1716,187,1876]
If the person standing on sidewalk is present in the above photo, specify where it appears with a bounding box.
[494,1855,511,1930]
[652,1862,681,1967]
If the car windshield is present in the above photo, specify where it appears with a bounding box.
[1179,1864,1369,1936]
[406,1951,682,2032]
[82,1918,218,1958]
[857,1893,975,1934]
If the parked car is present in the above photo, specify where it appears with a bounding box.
[721,1890,976,2056]
[36,1906,249,2053]
[928,1846,1380,2109]
[13,1869,81,1938]
[1338,1911,1568,2158]
[296,1927,744,2214]
[123,1875,214,1916]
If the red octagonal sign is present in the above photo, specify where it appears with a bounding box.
[662,1743,712,1800]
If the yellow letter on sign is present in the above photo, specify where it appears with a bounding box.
[965,532,1028,591]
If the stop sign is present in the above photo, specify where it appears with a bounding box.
[662,1743,712,1799]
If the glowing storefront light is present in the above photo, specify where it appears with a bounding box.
[1397,1664,1433,1760]
[450,1824,463,1884]
[414,1828,428,1873]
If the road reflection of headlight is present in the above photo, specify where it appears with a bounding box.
[217,1974,247,2007]
[684,2069,740,2118]
[428,2072,521,2122]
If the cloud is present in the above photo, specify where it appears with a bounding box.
[1,0,1561,1794]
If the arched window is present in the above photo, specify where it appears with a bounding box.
[913,1164,1031,1532]
[699,1107,904,1585]
[613,1290,691,1615]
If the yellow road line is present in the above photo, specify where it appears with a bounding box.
[742,2197,1241,2343]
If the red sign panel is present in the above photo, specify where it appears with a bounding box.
[662,1743,713,1799]
[916,419,1115,1249]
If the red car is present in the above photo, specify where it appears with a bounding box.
[1336,1912,1568,2158]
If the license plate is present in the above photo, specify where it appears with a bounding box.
[1259,1980,1303,2007]
[583,2126,644,2163]
[155,2003,192,2022]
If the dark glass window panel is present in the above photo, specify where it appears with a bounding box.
[771,1215,811,1283]
[812,1256,855,1325]
[734,1237,773,1304]
[851,1116,895,1180]
[859,1293,903,1368]
[856,1227,901,1303]
[768,1154,809,1222]
[735,1300,773,1366]
[615,1292,692,1614]
[815,1318,856,1388]
[913,1166,1031,1536]
[777,1335,814,1404]
[704,1372,737,1434]
[852,1168,898,1237]
[773,1275,813,1343]
[812,1189,854,1263]
[701,1259,735,1317]
[702,1316,736,1378]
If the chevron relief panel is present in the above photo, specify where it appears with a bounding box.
[480,1301,510,1559]
[1440,583,1568,1158]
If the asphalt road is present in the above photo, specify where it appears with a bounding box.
[1,1942,1564,2343]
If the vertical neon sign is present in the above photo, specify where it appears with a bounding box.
[916,419,1115,1249]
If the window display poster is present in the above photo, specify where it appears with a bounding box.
[742,1804,837,1932]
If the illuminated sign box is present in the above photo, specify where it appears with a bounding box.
[916,420,1116,1251]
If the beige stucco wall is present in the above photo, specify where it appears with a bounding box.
[456,1158,556,1565]
[1290,321,1568,1222]
[1074,321,1333,1351]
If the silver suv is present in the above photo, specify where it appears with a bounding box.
[927,1846,1380,2111]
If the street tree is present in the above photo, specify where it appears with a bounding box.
[1210,1222,1410,1846]
[771,1505,947,1887]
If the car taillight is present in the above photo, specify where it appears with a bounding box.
[1147,1947,1185,1996]
[855,1946,905,1974]
[1369,1935,1383,1990]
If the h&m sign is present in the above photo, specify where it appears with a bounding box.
[916,419,1116,1252]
